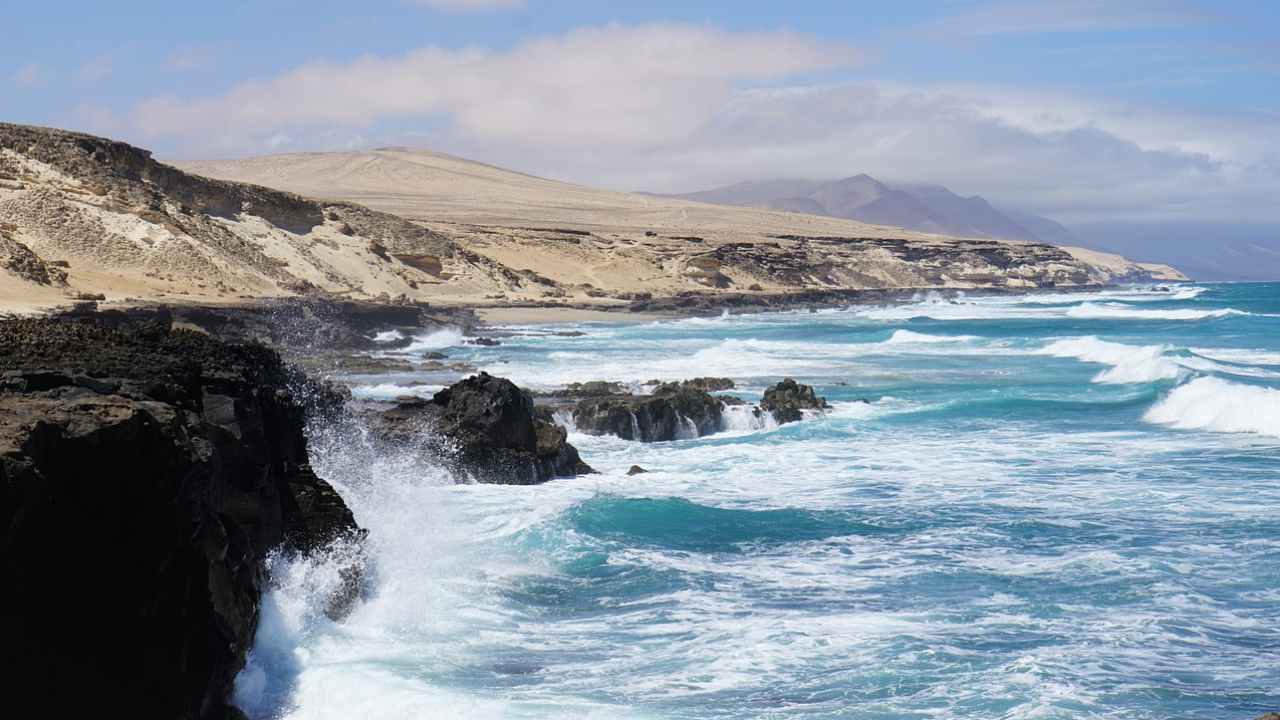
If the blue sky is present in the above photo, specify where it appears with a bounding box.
[5,1,1279,223]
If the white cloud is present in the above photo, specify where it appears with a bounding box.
[439,82,1279,223]
[127,22,1280,223]
[12,64,51,89]
[409,0,524,9]
[133,24,862,147]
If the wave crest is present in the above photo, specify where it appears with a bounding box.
[1144,377,1280,438]
[1040,337,1180,384]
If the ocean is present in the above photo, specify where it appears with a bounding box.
[235,282,1280,719]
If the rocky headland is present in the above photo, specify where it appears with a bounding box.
[0,314,363,718]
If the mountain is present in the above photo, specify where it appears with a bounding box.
[1006,210,1078,247]
[659,175,1074,244]
[0,122,1183,313]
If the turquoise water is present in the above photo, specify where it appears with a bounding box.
[238,283,1280,719]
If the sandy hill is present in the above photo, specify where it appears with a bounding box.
[0,124,1182,314]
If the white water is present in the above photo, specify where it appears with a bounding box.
[1040,337,1181,384]
[1145,376,1280,438]
[404,327,465,353]
[239,283,1280,719]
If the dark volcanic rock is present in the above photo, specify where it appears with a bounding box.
[536,380,628,399]
[760,378,830,424]
[627,465,650,476]
[677,376,735,392]
[572,382,724,442]
[0,316,362,719]
[372,373,593,484]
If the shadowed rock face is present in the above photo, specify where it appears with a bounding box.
[760,378,830,424]
[371,372,593,484]
[0,316,362,719]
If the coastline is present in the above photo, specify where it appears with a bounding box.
[2,280,1187,332]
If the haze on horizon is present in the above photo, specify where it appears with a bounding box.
[5,0,1278,278]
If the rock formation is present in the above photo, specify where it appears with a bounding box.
[760,378,831,424]
[571,381,726,442]
[369,372,593,484]
[0,316,362,719]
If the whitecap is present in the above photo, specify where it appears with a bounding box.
[1145,377,1280,438]
[403,326,464,353]
[1065,302,1242,321]
[1040,337,1181,384]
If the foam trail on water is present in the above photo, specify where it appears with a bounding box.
[1190,347,1280,366]
[349,383,443,401]
[885,329,979,344]
[1144,377,1280,438]
[1065,303,1244,321]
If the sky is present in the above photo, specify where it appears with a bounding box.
[5,0,1279,226]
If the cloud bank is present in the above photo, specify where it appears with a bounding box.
[127,22,1280,223]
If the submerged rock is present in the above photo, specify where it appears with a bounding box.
[0,316,362,719]
[627,465,650,475]
[760,378,830,424]
[572,381,724,442]
[373,372,593,484]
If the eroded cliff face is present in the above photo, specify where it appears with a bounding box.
[0,122,458,308]
[0,316,362,718]
[0,123,1185,314]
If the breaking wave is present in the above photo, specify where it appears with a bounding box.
[404,327,465,353]
[1145,377,1280,438]
[1064,302,1244,321]
[1040,337,1181,384]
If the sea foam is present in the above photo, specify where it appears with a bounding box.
[1144,377,1280,438]
[404,326,465,353]
[1040,337,1180,384]
[1064,302,1242,321]
[884,329,979,344]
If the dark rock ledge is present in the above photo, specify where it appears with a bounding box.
[0,316,363,719]
[537,377,831,443]
[366,372,594,484]
[760,378,832,424]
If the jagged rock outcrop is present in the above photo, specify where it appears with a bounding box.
[572,381,725,442]
[0,225,66,286]
[760,378,830,424]
[370,373,593,484]
[0,316,362,719]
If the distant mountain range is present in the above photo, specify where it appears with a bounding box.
[656,175,1076,245]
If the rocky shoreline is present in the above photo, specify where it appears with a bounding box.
[8,297,1263,720]
[0,314,363,718]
